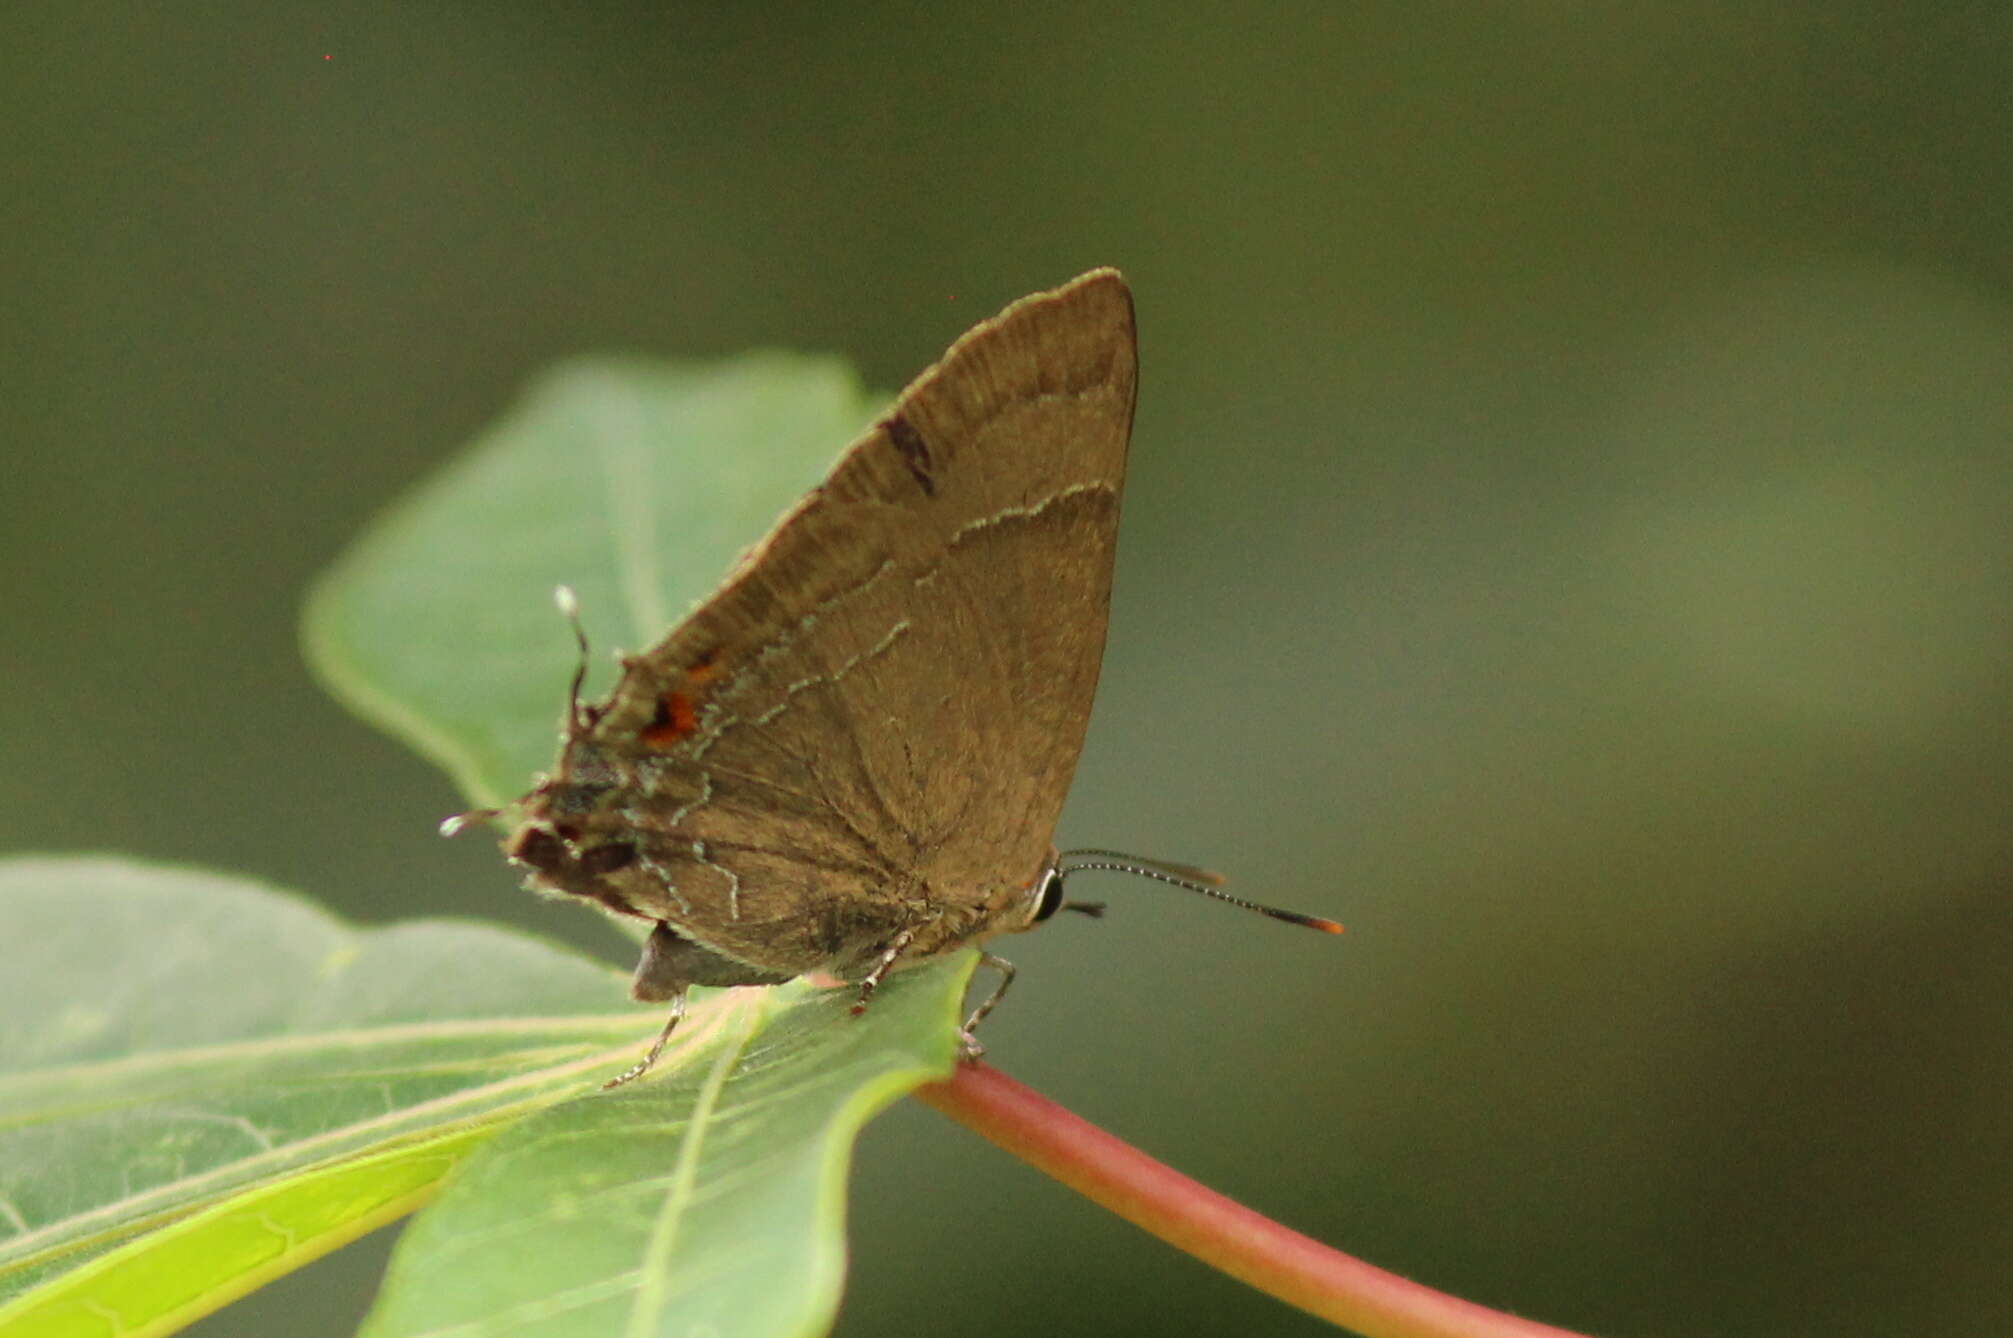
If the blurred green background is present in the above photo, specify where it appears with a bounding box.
[7,6,2011,1336]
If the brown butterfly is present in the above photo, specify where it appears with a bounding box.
[449,270,1338,1086]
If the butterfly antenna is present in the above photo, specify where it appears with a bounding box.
[1061,847,1228,886]
[1057,848,1344,934]
[554,585,593,736]
[437,586,593,840]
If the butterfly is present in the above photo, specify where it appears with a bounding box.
[448,270,1338,1086]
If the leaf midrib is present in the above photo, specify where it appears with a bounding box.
[624,990,770,1338]
[0,1010,649,1101]
[0,1010,740,1276]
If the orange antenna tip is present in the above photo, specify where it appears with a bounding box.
[1262,908,1345,934]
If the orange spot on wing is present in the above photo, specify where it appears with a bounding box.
[687,649,724,685]
[640,690,698,747]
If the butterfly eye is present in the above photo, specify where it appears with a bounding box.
[1029,869,1067,923]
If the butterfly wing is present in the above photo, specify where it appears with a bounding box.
[510,270,1137,977]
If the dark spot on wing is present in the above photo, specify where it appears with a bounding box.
[579,841,638,874]
[883,412,936,496]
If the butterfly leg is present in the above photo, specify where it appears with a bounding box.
[604,990,686,1090]
[957,951,1017,1061]
[850,927,917,1016]
[604,921,792,1089]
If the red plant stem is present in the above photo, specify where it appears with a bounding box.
[914,1064,1599,1338]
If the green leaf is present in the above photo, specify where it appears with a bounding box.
[0,855,651,1333]
[0,1124,492,1338]
[302,355,882,807]
[358,962,968,1338]
[0,857,969,1338]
